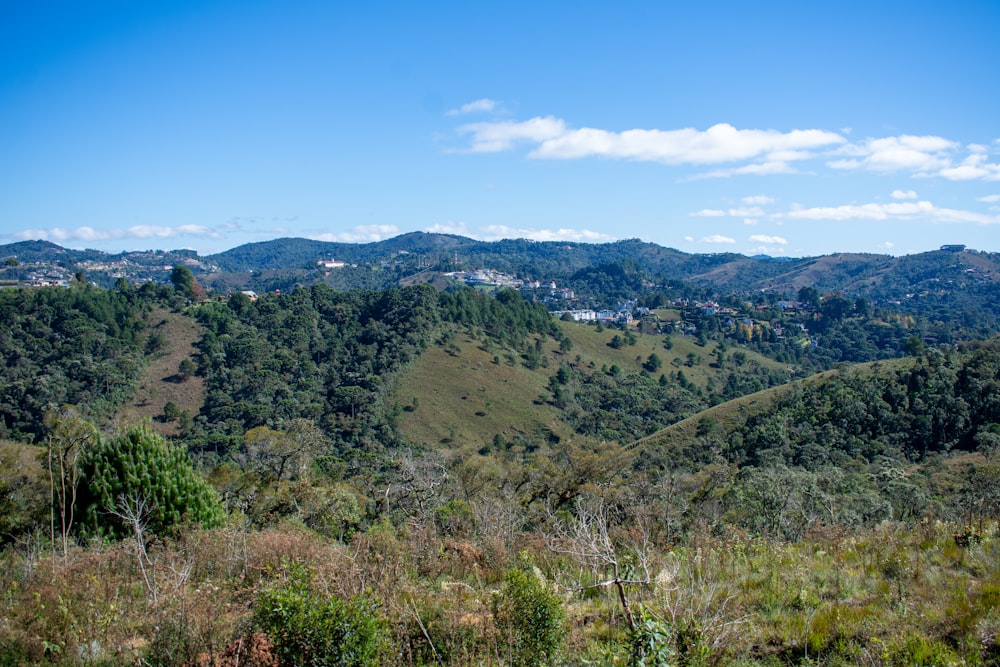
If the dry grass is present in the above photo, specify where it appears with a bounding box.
[118,307,206,436]
[1,518,998,665]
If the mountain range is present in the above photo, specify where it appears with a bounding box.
[2,233,997,300]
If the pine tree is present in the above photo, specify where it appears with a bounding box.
[76,423,224,538]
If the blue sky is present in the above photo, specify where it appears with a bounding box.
[1,1,998,258]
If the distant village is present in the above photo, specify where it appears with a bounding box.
[439,266,813,345]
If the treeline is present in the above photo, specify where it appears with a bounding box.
[191,284,441,454]
[0,283,152,441]
[550,349,790,443]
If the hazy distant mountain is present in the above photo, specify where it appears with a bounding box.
[0,239,76,262]
[205,232,471,271]
[2,235,997,315]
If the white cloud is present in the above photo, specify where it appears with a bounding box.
[978,194,1000,203]
[750,246,787,256]
[453,112,1000,184]
[743,218,758,225]
[727,206,766,218]
[482,225,614,242]
[692,206,765,218]
[424,221,472,236]
[742,195,775,205]
[683,235,695,242]
[534,123,844,164]
[883,241,895,249]
[701,234,736,244]
[686,160,798,180]
[13,224,221,243]
[785,200,1000,224]
[456,117,845,165]
[939,153,1000,181]
[891,189,919,200]
[456,116,567,153]
[424,221,614,243]
[447,98,500,116]
[829,135,958,174]
[748,234,787,244]
[310,224,400,243]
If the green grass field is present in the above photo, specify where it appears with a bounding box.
[394,318,790,451]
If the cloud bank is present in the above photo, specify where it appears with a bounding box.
[13,224,221,244]
[451,108,1000,181]
[457,118,845,170]
[310,225,401,243]
[425,221,614,243]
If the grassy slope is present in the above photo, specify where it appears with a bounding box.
[393,330,577,452]
[393,319,786,450]
[117,307,206,436]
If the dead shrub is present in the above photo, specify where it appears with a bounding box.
[190,632,279,667]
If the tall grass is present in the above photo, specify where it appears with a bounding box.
[0,519,997,665]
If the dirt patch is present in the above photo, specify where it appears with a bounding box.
[117,307,205,436]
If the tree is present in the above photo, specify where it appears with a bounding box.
[798,286,820,311]
[238,420,329,483]
[76,423,224,538]
[178,357,197,380]
[644,353,663,373]
[547,495,652,632]
[170,264,204,301]
[45,407,99,560]
[162,401,180,422]
[821,295,853,321]
[905,335,926,357]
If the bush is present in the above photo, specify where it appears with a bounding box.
[491,554,565,667]
[629,608,674,667]
[254,564,385,666]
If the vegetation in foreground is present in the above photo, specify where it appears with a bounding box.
[2,510,999,665]
[1,276,999,665]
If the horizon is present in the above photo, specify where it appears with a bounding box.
[4,230,983,261]
[2,2,998,257]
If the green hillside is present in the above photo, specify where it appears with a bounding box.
[394,318,791,450]
[631,339,1000,471]
[627,358,908,447]
[2,283,1000,665]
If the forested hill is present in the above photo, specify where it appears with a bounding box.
[5,235,998,302]
[635,338,1000,472]
[204,232,472,271]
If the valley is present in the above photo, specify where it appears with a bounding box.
[0,235,998,665]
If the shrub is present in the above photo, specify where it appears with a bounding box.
[491,554,565,667]
[254,564,385,666]
[629,608,674,667]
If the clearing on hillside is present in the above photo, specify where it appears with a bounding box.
[118,307,205,436]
